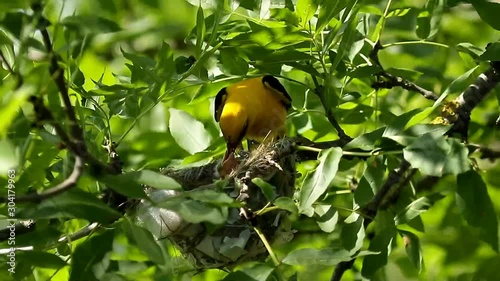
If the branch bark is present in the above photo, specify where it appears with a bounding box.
[330,49,500,281]
[370,41,440,101]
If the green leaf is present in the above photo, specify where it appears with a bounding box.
[62,15,121,34]
[17,189,121,224]
[436,65,479,104]
[0,140,17,174]
[252,178,276,201]
[296,0,320,26]
[175,55,197,74]
[416,10,430,39]
[282,248,352,266]
[348,65,382,78]
[274,197,298,215]
[222,272,256,281]
[299,147,342,215]
[457,170,499,252]
[395,193,445,225]
[472,0,500,31]
[219,48,249,75]
[403,132,470,176]
[132,170,181,190]
[330,12,359,72]
[240,263,274,281]
[156,42,175,80]
[344,127,385,151]
[195,6,206,56]
[361,210,396,278]
[404,107,436,128]
[386,8,411,17]
[316,0,349,33]
[354,157,385,206]
[480,41,500,61]
[398,230,424,272]
[457,42,484,60]
[341,213,365,254]
[70,229,114,281]
[416,0,443,39]
[159,199,228,224]
[222,263,274,281]
[100,173,149,199]
[17,251,67,269]
[315,204,338,233]
[169,108,212,154]
[0,0,29,10]
[187,189,235,206]
[383,108,424,138]
[122,219,165,264]
[0,84,30,139]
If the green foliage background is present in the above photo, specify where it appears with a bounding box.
[0,0,499,280]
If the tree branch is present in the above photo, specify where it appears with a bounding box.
[447,65,500,140]
[331,160,414,281]
[0,156,84,204]
[310,75,353,144]
[0,220,36,242]
[330,51,500,281]
[0,222,99,254]
[370,41,440,101]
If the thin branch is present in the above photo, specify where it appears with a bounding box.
[0,222,99,254]
[0,49,23,88]
[0,156,84,204]
[39,27,82,141]
[330,259,355,281]
[0,220,36,242]
[330,57,500,281]
[331,160,414,280]
[370,41,440,101]
[0,49,15,74]
[310,75,353,144]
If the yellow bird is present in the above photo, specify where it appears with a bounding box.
[214,75,292,175]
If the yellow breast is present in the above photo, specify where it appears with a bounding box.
[219,77,288,144]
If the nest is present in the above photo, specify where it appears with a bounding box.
[133,138,297,269]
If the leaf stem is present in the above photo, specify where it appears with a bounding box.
[382,41,450,49]
[254,226,280,266]
[342,150,403,156]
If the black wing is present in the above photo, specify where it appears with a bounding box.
[214,87,228,122]
[262,75,292,109]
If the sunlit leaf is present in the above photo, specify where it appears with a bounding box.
[296,0,320,27]
[395,193,445,225]
[341,213,365,254]
[315,204,338,233]
[169,108,212,154]
[0,140,17,174]
[299,147,342,215]
[252,178,276,201]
